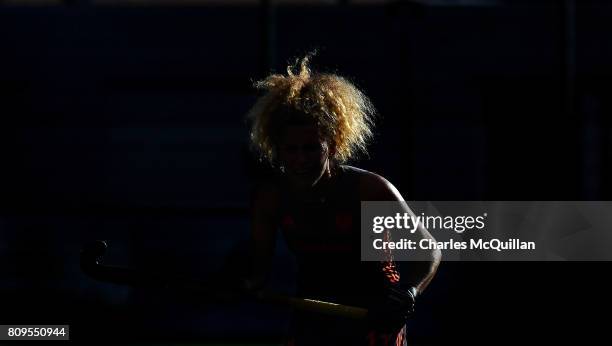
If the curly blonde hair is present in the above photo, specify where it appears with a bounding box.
[247,54,377,166]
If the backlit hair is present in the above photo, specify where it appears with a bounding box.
[247,54,376,166]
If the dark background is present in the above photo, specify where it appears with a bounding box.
[1,0,611,344]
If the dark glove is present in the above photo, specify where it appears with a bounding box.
[367,285,417,333]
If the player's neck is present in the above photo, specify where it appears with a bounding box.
[291,164,340,200]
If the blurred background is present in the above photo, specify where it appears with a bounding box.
[1,0,611,344]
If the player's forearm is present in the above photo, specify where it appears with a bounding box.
[398,246,441,295]
[411,221,442,294]
[414,248,441,294]
[247,238,275,290]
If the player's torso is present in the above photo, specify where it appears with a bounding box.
[277,165,386,304]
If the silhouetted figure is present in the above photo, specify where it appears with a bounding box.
[244,54,441,346]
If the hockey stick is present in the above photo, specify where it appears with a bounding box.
[80,240,368,320]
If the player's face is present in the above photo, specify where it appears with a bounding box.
[278,124,331,189]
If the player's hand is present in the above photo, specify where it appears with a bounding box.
[206,270,253,304]
[367,285,417,333]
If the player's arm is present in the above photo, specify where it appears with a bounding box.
[244,181,281,292]
[361,172,441,294]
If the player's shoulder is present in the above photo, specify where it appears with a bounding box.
[339,165,403,201]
